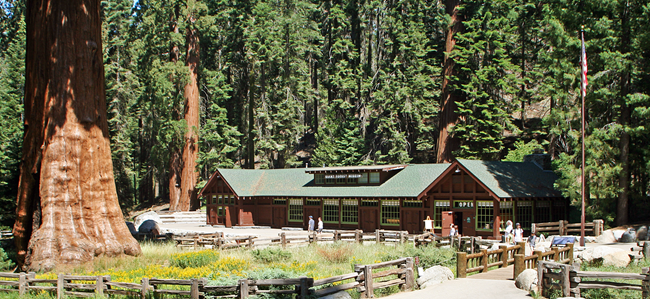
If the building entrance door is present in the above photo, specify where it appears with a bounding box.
[442,211,454,236]
[403,210,422,234]
[272,207,286,227]
[361,208,378,232]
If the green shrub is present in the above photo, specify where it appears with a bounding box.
[252,247,292,263]
[169,249,219,268]
[0,247,14,271]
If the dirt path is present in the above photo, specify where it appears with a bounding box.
[385,278,531,299]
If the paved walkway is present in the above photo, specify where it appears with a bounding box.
[385,278,530,299]
[467,266,514,280]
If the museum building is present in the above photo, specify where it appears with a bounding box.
[198,155,566,238]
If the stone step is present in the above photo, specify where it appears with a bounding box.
[157,212,206,224]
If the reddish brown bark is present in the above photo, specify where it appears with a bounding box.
[437,0,463,163]
[14,0,141,271]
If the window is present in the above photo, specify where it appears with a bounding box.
[454,200,474,209]
[274,198,287,205]
[337,176,346,184]
[323,199,340,223]
[434,201,450,228]
[370,172,380,183]
[218,206,224,216]
[536,201,551,223]
[218,195,223,204]
[325,176,336,184]
[306,199,321,206]
[403,200,423,208]
[552,200,566,222]
[361,199,378,207]
[476,201,494,230]
[347,176,358,184]
[516,201,533,230]
[315,174,324,184]
[359,173,368,184]
[341,200,358,224]
[289,199,303,222]
[381,200,400,225]
[500,201,514,229]
[212,195,217,204]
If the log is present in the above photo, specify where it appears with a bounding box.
[354,258,408,271]
[313,272,359,286]
[201,285,238,292]
[364,265,373,298]
[576,281,642,291]
[239,279,249,299]
[373,278,404,290]
[457,252,467,278]
[575,271,647,280]
[312,281,360,297]
[149,278,196,285]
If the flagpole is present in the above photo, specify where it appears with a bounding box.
[580,26,586,247]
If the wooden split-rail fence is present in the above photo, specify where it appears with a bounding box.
[532,219,604,237]
[174,229,412,250]
[456,241,574,279]
[537,261,650,298]
[0,257,414,299]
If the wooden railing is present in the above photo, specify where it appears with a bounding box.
[456,242,525,278]
[532,219,604,237]
[175,229,412,250]
[537,261,650,298]
[0,258,414,298]
[513,243,573,278]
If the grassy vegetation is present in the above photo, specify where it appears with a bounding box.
[570,259,650,299]
[3,241,456,298]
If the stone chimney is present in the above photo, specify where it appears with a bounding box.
[523,149,552,170]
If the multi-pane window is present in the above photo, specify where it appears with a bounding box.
[370,172,380,183]
[361,199,378,207]
[325,176,336,184]
[341,200,358,224]
[337,176,346,184]
[381,200,400,225]
[517,201,533,230]
[274,198,287,205]
[212,195,217,204]
[500,201,514,229]
[323,199,340,223]
[434,201,450,228]
[315,174,324,184]
[218,195,224,204]
[289,199,303,222]
[403,200,423,208]
[536,201,551,223]
[358,173,368,184]
[306,199,321,206]
[476,201,493,230]
[347,176,358,184]
[230,195,236,205]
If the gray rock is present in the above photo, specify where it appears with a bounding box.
[417,266,454,289]
[515,269,538,292]
[578,246,625,263]
[134,211,162,230]
[318,291,353,299]
[138,219,161,234]
[596,230,617,243]
[637,226,648,241]
[620,230,636,243]
[603,251,631,267]
[125,221,138,235]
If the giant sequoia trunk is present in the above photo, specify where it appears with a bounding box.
[13,0,141,271]
[437,0,463,163]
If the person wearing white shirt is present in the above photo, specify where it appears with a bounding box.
[504,220,513,244]
[513,223,524,243]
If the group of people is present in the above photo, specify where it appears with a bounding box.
[307,215,323,234]
[503,220,537,250]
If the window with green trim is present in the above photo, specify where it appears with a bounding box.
[218,195,224,204]
[370,172,380,183]
[358,173,368,184]
[361,200,378,207]
[323,199,339,223]
[476,201,493,230]
[326,177,335,184]
[500,201,514,229]
[289,199,303,222]
[212,195,217,204]
[434,201,450,228]
[315,174,324,184]
[230,195,236,205]
[347,177,357,184]
[273,198,287,205]
[341,200,358,224]
[403,200,423,208]
[306,199,320,206]
[381,200,400,225]
[517,201,533,230]
[536,201,551,223]
[218,207,224,216]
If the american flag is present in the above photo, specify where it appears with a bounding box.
[581,31,588,97]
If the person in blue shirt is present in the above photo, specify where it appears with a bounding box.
[308,216,315,232]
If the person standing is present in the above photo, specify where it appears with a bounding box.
[527,232,537,252]
[449,223,456,237]
[504,220,513,244]
[514,223,524,243]
[308,216,315,232]
[317,217,323,234]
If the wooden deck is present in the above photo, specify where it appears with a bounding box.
[466,265,514,280]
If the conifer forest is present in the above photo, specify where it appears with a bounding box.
[1,0,649,230]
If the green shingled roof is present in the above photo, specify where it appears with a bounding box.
[214,160,562,199]
[457,159,562,198]
[218,164,450,198]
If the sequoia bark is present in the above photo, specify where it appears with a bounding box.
[13,0,141,271]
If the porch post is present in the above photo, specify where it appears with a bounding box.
[493,199,501,239]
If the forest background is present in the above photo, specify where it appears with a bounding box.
[0,0,648,228]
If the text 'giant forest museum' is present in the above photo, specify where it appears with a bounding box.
[199,155,566,238]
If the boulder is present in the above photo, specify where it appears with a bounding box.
[515,269,538,292]
[318,291,352,299]
[602,251,631,267]
[126,221,138,235]
[578,246,625,263]
[417,266,454,289]
[612,229,626,240]
[596,230,617,243]
[619,230,636,243]
[637,226,648,241]
[138,219,161,235]
[134,211,162,230]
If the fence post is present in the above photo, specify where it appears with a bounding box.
[194,235,199,250]
[559,220,566,235]
[19,272,26,296]
[96,275,104,297]
[641,267,649,299]
[355,230,361,243]
[334,230,339,242]
[561,264,570,297]
[141,277,149,299]
[531,223,536,234]
[514,254,524,279]
[375,229,381,244]
[499,245,508,268]
[552,247,560,262]
[57,274,64,299]
[643,242,650,261]
[364,265,374,298]
[480,249,489,273]
[403,257,414,290]
[296,277,311,299]
[247,236,254,249]
[537,261,545,297]
[190,278,199,299]
[568,243,575,263]
[238,279,249,299]
[281,232,286,249]
[457,252,467,278]
[517,242,526,255]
